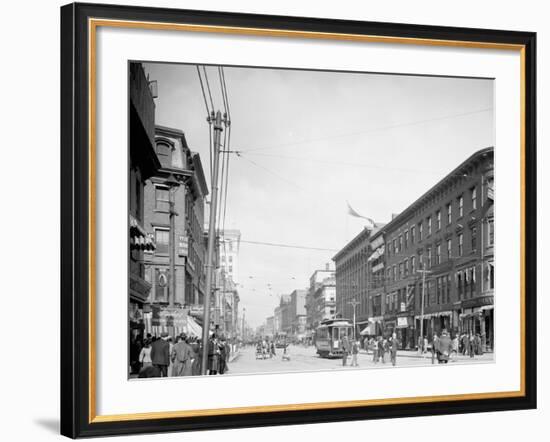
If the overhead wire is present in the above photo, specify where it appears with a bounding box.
[196,65,214,180]
[236,153,307,192]
[220,67,232,240]
[202,66,215,112]
[240,239,339,252]
[239,107,493,154]
[240,152,447,176]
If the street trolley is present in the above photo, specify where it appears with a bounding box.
[315,318,353,358]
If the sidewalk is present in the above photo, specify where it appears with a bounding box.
[360,348,494,361]
[228,350,241,363]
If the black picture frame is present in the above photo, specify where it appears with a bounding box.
[61,2,537,438]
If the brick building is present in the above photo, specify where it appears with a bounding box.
[141,125,209,336]
[332,227,375,337]
[288,289,307,339]
[305,266,337,330]
[380,147,494,350]
[128,62,161,342]
[365,230,386,336]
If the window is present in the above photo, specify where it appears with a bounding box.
[154,268,169,302]
[427,217,432,236]
[410,226,416,244]
[404,231,409,248]
[447,203,452,225]
[436,243,441,265]
[386,242,391,257]
[458,233,464,256]
[393,265,397,282]
[471,226,477,251]
[458,195,464,217]
[411,256,416,274]
[436,210,441,230]
[471,186,477,210]
[393,239,397,254]
[155,186,170,211]
[404,259,408,276]
[488,262,494,289]
[447,238,452,259]
[155,228,169,255]
[457,271,463,300]
[488,219,494,246]
[156,142,172,163]
[399,235,403,252]
[229,256,233,263]
[418,222,423,241]
[427,247,432,268]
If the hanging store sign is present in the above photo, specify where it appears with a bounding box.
[178,235,189,257]
[397,317,409,327]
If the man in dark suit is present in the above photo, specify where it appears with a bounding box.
[150,331,170,377]
[341,335,350,366]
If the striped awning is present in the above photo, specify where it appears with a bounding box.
[129,214,156,250]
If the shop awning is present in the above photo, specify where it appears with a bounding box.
[415,311,453,320]
[360,324,374,335]
[129,214,156,251]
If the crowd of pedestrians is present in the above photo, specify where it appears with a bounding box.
[364,333,400,366]
[130,332,234,378]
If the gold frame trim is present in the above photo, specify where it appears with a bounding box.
[88,18,527,424]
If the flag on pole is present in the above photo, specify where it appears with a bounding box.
[346,201,375,230]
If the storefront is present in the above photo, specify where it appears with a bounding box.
[415,311,453,341]
[459,295,494,351]
[365,316,384,338]
[383,315,396,337]
[395,315,415,349]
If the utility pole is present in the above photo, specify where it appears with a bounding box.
[348,299,361,341]
[201,111,223,375]
[417,257,432,347]
[165,173,180,310]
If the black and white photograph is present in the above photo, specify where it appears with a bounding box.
[128,61,495,379]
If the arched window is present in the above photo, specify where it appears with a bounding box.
[156,141,172,164]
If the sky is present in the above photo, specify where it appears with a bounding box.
[142,62,494,328]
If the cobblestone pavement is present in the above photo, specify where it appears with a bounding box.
[226,344,494,375]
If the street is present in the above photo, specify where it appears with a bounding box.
[227,345,494,375]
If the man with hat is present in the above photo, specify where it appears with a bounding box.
[151,331,170,377]
[171,334,194,377]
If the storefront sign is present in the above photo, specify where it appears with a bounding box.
[189,304,204,317]
[397,317,409,327]
[461,295,494,310]
[152,306,188,327]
